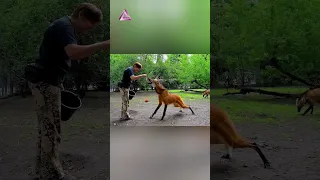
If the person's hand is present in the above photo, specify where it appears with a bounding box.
[141,74,147,77]
[101,40,110,50]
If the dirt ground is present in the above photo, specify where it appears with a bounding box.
[5,89,320,179]
[0,92,110,180]
[211,114,320,180]
[110,91,210,126]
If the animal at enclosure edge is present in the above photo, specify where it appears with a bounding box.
[146,77,195,120]
[202,89,210,98]
[211,104,271,168]
[296,87,320,115]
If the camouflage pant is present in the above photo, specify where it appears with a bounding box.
[28,81,65,179]
[120,88,130,119]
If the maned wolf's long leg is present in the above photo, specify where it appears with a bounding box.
[302,105,313,115]
[176,101,195,115]
[189,107,195,115]
[150,104,162,119]
[221,145,232,159]
[311,106,314,114]
[173,103,182,112]
[161,105,168,120]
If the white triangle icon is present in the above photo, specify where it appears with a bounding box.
[119,9,131,21]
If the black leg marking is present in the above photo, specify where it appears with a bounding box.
[302,105,312,115]
[311,106,314,114]
[252,143,271,169]
[161,105,168,120]
[150,104,162,119]
[189,107,195,115]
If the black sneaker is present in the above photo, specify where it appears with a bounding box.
[120,116,132,121]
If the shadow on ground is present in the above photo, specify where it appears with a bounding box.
[0,91,110,180]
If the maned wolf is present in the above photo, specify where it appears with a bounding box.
[147,77,195,120]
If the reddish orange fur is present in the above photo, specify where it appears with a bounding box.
[211,104,270,168]
[211,104,249,146]
[296,88,320,115]
[154,80,189,108]
[148,78,195,120]
[203,89,210,98]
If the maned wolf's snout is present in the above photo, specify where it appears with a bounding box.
[147,77,152,84]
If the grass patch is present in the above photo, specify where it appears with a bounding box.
[168,89,205,100]
[212,87,314,123]
[212,87,307,96]
[169,89,206,93]
[136,89,206,100]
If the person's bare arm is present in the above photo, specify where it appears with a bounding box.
[64,40,110,60]
[130,74,147,81]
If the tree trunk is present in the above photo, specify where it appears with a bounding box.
[0,77,3,97]
[223,88,300,99]
[4,77,8,96]
[262,57,314,87]
[10,82,14,95]
[239,56,245,87]
[191,79,208,89]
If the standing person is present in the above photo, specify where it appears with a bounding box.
[118,62,147,120]
[24,3,110,180]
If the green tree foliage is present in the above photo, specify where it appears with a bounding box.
[110,54,210,90]
[212,0,320,86]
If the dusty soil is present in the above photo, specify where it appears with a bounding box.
[0,92,110,180]
[211,116,320,180]
[110,91,210,126]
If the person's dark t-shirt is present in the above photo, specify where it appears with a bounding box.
[120,67,134,88]
[36,16,78,86]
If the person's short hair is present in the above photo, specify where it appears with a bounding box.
[71,3,103,23]
[133,62,142,69]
